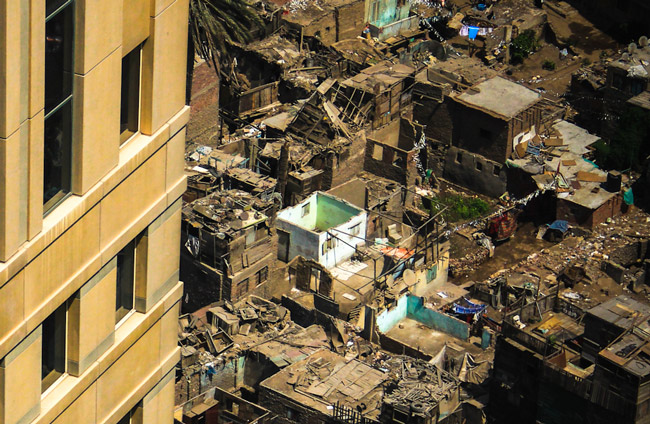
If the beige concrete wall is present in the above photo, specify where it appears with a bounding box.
[141,0,189,135]
[136,199,182,312]
[0,0,45,261]
[67,259,117,376]
[123,0,150,55]
[0,327,42,424]
[0,0,189,422]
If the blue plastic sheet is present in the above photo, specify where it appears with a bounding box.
[468,26,479,40]
[452,303,487,315]
[624,188,634,205]
[548,220,569,233]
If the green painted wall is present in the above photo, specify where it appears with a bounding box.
[314,193,361,231]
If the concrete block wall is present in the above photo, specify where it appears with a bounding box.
[443,147,507,198]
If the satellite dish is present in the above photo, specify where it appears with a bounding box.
[240,211,249,221]
[628,43,637,54]
[639,36,649,47]
[403,269,417,287]
[621,52,630,61]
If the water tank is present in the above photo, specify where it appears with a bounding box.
[606,171,622,193]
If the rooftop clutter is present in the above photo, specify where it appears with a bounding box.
[177,1,650,423]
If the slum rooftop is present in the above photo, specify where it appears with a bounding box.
[183,189,272,233]
[587,296,650,332]
[260,348,459,420]
[609,43,650,74]
[600,330,650,378]
[342,61,416,93]
[276,191,365,234]
[455,76,541,119]
[260,349,387,419]
[628,90,650,111]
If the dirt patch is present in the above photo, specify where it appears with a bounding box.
[450,221,553,283]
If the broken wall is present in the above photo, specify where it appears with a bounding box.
[364,138,417,186]
[443,147,507,198]
[376,294,471,341]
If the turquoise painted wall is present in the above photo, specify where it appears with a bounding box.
[277,194,318,230]
[314,193,362,231]
[369,0,410,27]
[377,294,470,341]
[377,294,409,333]
[407,296,470,341]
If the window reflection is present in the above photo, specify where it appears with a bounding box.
[45,4,73,115]
[44,101,72,207]
[44,0,74,212]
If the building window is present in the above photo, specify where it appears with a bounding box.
[116,239,136,324]
[456,152,463,163]
[237,278,249,297]
[322,237,336,254]
[475,161,483,171]
[373,144,383,160]
[393,154,403,168]
[116,404,139,424]
[257,266,268,286]
[44,0,74,212]
[120,45,142,145]
[287,407,299,421]
[42,302,67,392]
[479,128,492,140]
[301,202,310,217]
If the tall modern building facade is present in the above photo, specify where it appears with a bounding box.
[0,0,189,422]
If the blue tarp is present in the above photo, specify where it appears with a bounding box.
[468,26,479,40]
[452,303,487,315]
[548,220,569,233]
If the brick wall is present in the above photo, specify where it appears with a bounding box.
[259,384,332,424]
[187,61,221,145]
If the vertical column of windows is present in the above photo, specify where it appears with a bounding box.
[44,0,74,212]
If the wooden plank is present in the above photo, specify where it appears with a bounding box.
[576,171,607,182]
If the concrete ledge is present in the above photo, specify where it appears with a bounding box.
[33,284,182,424]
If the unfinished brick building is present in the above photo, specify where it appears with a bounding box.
[180,190,278,312]
[427,76,542,197]
[364,118,423,188]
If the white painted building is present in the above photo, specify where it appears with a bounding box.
[276,192,367,269]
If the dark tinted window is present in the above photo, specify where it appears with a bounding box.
[42,302,67,392]
[44,101,72,206]
[120,46,142,144]
[45,3,73,114]
[116,239,136,323]
[44,0,74,212]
